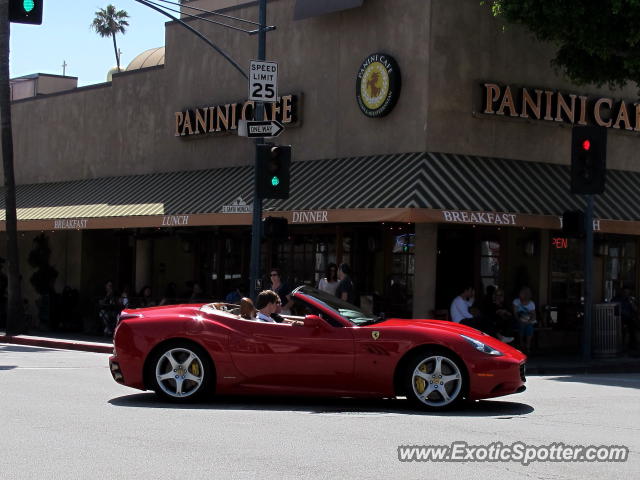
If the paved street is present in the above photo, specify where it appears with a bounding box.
[0,344,638,480]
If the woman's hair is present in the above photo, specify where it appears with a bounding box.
[240,297,256,319]
[326,263,338,282]
[519,286,532,299]
[339,263,351,276]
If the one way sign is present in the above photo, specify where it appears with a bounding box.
[238,120,285,138]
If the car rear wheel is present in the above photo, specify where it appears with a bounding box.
[150,343,212,402]
[404,350,465,410]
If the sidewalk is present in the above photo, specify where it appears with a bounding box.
[0,329,113,354]
[2,329,640,373]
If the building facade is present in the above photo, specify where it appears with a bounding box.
[3,0,640,350]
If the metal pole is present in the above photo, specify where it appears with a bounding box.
[583,194,594,361]
[249,0,267,300]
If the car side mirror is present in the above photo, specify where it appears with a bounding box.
[304,314,329,329]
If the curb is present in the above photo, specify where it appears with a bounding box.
[0,334,113,354]
[526,362,640,375]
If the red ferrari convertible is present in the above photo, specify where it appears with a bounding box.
[109,286,526,410]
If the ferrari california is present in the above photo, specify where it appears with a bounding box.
[109,286,526,410]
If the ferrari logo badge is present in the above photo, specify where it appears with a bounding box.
[371,331,380,340]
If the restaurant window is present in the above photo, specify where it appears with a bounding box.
[479,240,500,292]
[314,240,337,285]
[549,237,584,303]
[603,238,636,301]
[385,233,414,317]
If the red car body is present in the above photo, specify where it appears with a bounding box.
[109,287,526,406]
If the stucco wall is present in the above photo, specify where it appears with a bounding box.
[9,0,640,186]
[426,0,640,170]
[9,0,429,184]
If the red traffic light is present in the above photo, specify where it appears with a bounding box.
[582,139,591,151]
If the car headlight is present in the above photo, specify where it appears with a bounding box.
[460,334,504,356]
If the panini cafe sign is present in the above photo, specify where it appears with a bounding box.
[175,94,299,137]
[482,83,640,132]
[443,210,517,226]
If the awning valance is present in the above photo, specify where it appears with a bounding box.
[2,152,640,233]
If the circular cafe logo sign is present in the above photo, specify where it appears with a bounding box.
[356,53,401,118]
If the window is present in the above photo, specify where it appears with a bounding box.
[604,238,636,301]
[549,238,583,303]
[479,240,500,292]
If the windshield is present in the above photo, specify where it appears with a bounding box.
[292,285,379,326]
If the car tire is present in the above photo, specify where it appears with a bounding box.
[149,342,213,402]
[403,349,466,410]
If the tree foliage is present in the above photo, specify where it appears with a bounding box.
[486,0,640,89]
[90,4,130,72]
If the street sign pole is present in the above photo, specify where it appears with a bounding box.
[583,194,594,361]
[249,0,267,300]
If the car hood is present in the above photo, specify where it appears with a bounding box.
[376,317,481,334]
[372,317,525,358]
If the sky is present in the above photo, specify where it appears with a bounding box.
[10,1,168,87]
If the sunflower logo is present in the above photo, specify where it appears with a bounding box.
[361,62,390,110]
[356,53,401,118]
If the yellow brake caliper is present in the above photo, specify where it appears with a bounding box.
[414,363,427,394]
[189,360,200,377]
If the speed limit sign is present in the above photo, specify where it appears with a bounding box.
[249,60,278,102]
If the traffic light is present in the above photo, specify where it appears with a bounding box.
[257,144,291,199]
[571,125,607,195]
[9,0,43,25]
[562,210,585,237]
[263,217,288,239]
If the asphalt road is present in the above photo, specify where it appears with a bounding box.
[0,344,638,480]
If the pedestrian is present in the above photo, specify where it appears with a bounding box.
[513,286,537,354]
[318,263,339,295]
[98,280,118,336]
[612,286,638,351]
[138,285,156,308]
[269,268,293,313]
[335,263,355,304]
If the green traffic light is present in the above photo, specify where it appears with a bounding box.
[23,0,35,13]
[271,176,280,187]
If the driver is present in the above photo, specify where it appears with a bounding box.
[256,290,302,325]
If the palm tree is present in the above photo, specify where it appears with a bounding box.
[0,2,25,334]
[90,5,130,72]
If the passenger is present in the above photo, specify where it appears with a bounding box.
[239,297,257,320]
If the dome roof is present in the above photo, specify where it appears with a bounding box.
[106,66,120,82]
[126,47,165,71]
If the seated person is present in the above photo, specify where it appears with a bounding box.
[450,286,475,324]
[271,296,286,323]
[239,297,256,320]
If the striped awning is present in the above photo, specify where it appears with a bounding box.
[2,151,640,230]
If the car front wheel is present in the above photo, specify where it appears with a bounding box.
[150,343,212,402]
[404,350,465,410]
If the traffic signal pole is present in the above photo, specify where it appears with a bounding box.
[249,0,267,300]
[583,194,594,361]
